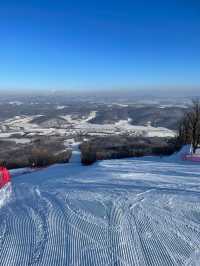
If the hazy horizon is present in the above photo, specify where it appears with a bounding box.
[0,86,200,100]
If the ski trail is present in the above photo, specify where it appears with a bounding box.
[27,190,49,265]
[1,154,200,265]
[0,183,12,208]
[0,204,34,266]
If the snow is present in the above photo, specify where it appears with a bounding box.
[0,138,31,144]
[56,105,66,110]
[0,132,31,144]
[114,120,176,138]
[194,148,200,155]
[0,182,12,208]
[9,101,23,106]
[144,127,176,138]
[61,111,97,123]
[0,113,176,139]
[159,104,188,109]
[63,138,76,147]
[0,146,200,265]
[115,119,132,126]
[0,133,13,138]
[84,111,97,122]
[112,103,129,107]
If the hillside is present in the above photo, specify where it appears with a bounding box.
[0,149,200,265]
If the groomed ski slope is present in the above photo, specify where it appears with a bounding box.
[1,148,200,265]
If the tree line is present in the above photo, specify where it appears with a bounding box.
[179,99,200,154]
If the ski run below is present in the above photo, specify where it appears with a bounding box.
[1,148,200,265]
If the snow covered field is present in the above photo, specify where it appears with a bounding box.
[1,150,200,265]
[0,114,175,140]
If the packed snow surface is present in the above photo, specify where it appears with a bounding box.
[1,149,200,265]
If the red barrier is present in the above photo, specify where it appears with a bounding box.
[0,167,11,189]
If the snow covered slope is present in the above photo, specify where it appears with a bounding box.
[1,151,200,265]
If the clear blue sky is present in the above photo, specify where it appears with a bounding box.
[0,0,200,92]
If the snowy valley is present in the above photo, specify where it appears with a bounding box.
[0,96,185,168]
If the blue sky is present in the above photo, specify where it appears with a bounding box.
[0,0,200,92]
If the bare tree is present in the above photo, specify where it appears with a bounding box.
[179,99,200,154]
